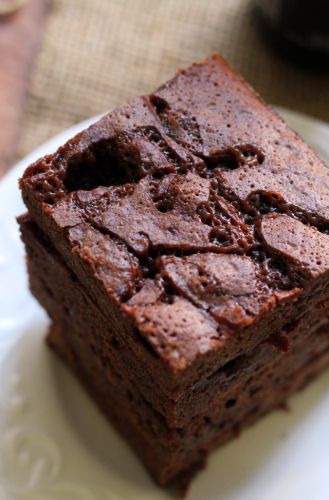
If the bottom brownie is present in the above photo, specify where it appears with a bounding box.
[47,317,329,491]
[20,217,329,487]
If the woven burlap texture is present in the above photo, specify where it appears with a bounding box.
[19,0,329,157]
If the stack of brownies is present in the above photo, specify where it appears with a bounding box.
[19,55,329,488]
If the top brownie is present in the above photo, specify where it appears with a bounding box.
[20,55,329,388]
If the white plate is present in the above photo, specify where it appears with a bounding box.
[0,109,329,500]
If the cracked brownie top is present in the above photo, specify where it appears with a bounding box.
[20,54,329,372]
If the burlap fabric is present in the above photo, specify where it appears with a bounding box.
[19,0,329,157]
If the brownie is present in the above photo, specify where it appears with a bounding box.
[18,54,329,488]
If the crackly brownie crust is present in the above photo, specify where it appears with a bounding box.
[19,54,329,383]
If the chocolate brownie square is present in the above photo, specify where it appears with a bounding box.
[19,54,329,487]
